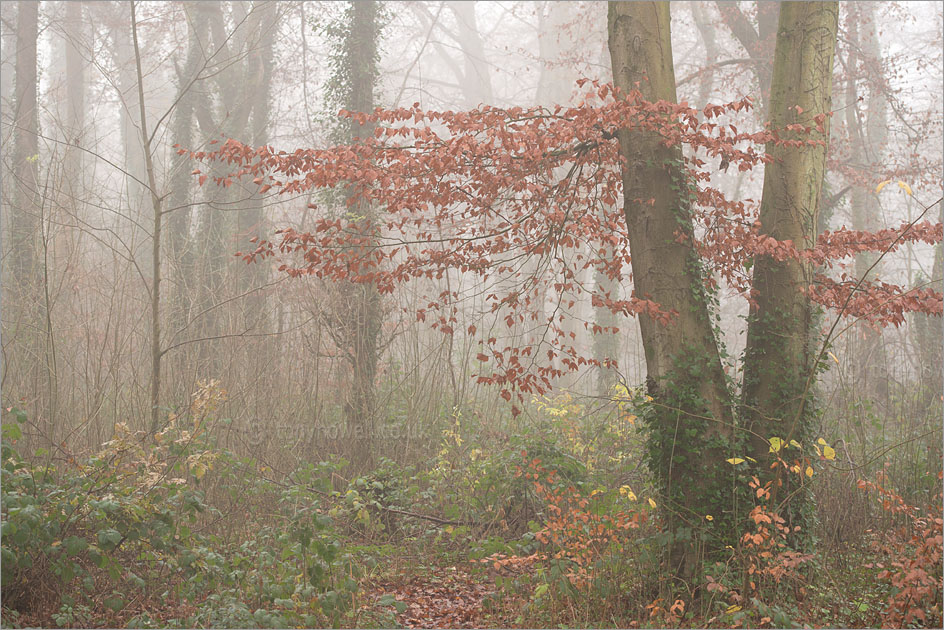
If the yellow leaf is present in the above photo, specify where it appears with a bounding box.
[897,181,913,196]
[648,498,657,508]
[768,437,783,453]
[705,514,714,521]
[827,351,840,364]
[823,445,835,460]
[628,491,637,502]
[875,179,891,193]
[726,605,742,613]
[745,456,757,463]
[789,439,802,449]
[817,438,827,446]
[805,466,814,477]
[726,457,745,465]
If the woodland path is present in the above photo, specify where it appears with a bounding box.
[364,564,517,628]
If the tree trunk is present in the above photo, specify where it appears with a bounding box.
[129,1,165,433]
[741,1,838,536]
[238,0,277,329]
[714,1,780,121]
[608,1,735,582]
[11,0,40,301]
[844,1,889,402]
[325,0,384,469]
[447,1,493,107]
[9,0,47,420]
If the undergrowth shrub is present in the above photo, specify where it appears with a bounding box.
[860,468,943,628]
[1,382,357,628]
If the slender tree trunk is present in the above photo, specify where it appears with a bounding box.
[129,1,165,433]
[714,1,780,121]
[741,1,838,535]
[608,1,734,582]
[111,18,146,251]
[845,2,889,402]
[690,1,719,107]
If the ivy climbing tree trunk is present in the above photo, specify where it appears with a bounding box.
[323,0,384,469]
[741,1,838,534]
[607,1,735,583]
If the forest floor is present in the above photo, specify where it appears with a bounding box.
[361,564,511,628]
[2,399,941,628]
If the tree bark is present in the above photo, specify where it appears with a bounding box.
[447,1,493,107]
[9,0,47,416]
[166,1,211,336]
[608,1,734,582]
[741,1,838,532]
[11,0,40,300]
[844,1,888,402]
[129,1,165,433]
[238,0,277,328]
[714,1,780,120]
[323,0,384,469]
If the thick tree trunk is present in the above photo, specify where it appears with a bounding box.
[608,1,734,582]
[166,2,210,335]
[332,0,383,469]
[11,0,40,300]
[741,1,838,534]
[238,0,277,329]
[447,1,493,107]
[9,1,48,421]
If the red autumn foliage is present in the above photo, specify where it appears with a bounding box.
[859,470,944,628]
[190,81,942,401]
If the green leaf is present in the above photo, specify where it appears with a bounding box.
[104,595,124,611]
[63,536,88,556]
[534,583,549,599]
[97,528,122,550]
[2,423,22,442]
